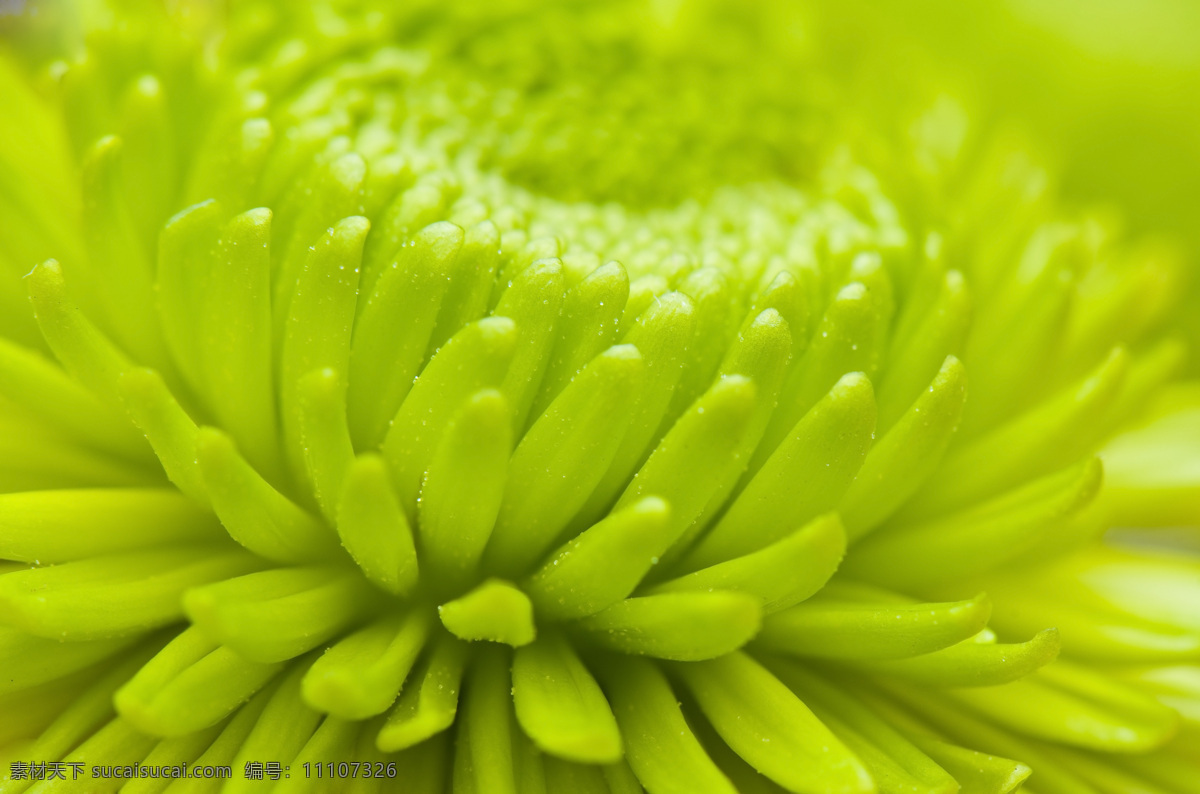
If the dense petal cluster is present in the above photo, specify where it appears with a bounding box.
[1,2,1199,793]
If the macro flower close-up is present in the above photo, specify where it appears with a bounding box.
[2,0,1200,792]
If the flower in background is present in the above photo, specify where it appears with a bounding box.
[1,1,1199,793]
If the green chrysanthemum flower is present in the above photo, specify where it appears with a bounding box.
[2,1,1200,793]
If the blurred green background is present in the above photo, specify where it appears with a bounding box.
[816,0,1200,245]
[813,0,1200,360]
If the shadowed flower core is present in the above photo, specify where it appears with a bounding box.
[1,1,1200,793]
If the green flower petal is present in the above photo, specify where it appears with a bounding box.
[512,632,623,764]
